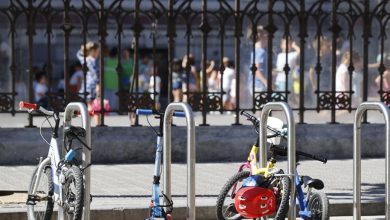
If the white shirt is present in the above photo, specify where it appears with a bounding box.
[336,63,349,92]
[275,51,299,84]
[34,83,48,101]
[149,76,161,93]
[222,67,235,92]
[70,70,83,85]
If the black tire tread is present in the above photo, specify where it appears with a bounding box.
[273,176,291,220]
[64,166,84,220]
[27,166,54,220]
[308,191,329,220]
[216,171,250,220]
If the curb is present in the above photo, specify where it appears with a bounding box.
[0,201,385,220]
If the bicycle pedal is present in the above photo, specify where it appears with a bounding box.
[26,195,41,205]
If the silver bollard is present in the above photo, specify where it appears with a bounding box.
[63,102,91,220]
[259,102,296,220]
[353,102,390,220]
[163,103,196,220]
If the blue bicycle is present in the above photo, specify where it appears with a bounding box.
[216,111,329,220]
[136,109,185,220]
[271,145,329,220]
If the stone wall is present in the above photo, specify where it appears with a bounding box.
[0,124,386,165]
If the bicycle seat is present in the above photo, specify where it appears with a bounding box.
[64,126,86,140]
[301,176,324,190]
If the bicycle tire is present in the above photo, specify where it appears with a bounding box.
[308,191,329,220]
[216,171,250,220]
[63,166,84,220]
[273,176,291,220]
[27,166,54,220]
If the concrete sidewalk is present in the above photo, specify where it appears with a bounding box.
[0,108,387,128]
[0,158,386,219]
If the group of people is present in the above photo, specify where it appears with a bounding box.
[246,26,367,107]
[70,42,162,123]
[171,54,237,110]
[31,30,390,126]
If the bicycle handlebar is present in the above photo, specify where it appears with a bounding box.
[136,108,185,117]
[19,101,55,116]
[19,101,37,110]
[240,110,287,139]
[271,145,327,163]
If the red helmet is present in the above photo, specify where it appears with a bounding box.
[234,186,276,218]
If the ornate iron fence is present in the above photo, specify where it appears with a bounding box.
[0,0,389,126]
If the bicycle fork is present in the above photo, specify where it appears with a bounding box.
[149,136,168,219]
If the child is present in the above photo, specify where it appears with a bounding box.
[148,67,162,110]
[91,85,111,125]
[69,61,83,95]
[34,72,48,108]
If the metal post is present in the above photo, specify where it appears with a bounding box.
[353,102,390,220]
[63,102,91,220]
[259,102,296,220]
[163,103,196,220]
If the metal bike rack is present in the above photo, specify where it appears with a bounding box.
[63,102,91,220]
[259,102,296,220]
[163,103,196,220]
[353,102,390,220]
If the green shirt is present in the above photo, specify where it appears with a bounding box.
[104,57,119,90]
[121,58,133,90]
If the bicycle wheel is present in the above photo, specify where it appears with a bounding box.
[216,171,250,220]
[308,191,329,220]
[63,166,84,220]
[272,176,291,220]
[27,166,54,220]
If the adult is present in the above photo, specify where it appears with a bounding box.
[249,27,268,92]
[375,55,390,92]
[181,54,199,102]
[309,37,332,93]
[172,59,183,102]
[274,38,300,92]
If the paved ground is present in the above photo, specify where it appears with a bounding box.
[0,159,386,218]
[0,108,387,128]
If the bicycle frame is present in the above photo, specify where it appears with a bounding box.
[234,148,316,220]
[136,109,175,220]
[295,170,315,219]
[150,134,164,218]
[30,114,65,206]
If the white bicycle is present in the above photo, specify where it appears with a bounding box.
[20,101,89,220]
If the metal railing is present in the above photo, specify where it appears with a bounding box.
[0,0,390,125]
[163,102,196,220]
[353,102,390,220]
[63,102,91,220]
[258,102,296,220]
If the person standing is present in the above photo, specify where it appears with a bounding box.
[249,27,268,93]
[181,54,199,102]
[76,41,100,111]
[221,57,235,110]
[104,47,119,111]
[274,38,300,92]
[172,59,183,102]
[335,51,361,93]
[122,48,133,91]
[69,61,83,95]
[34,72,48,108]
